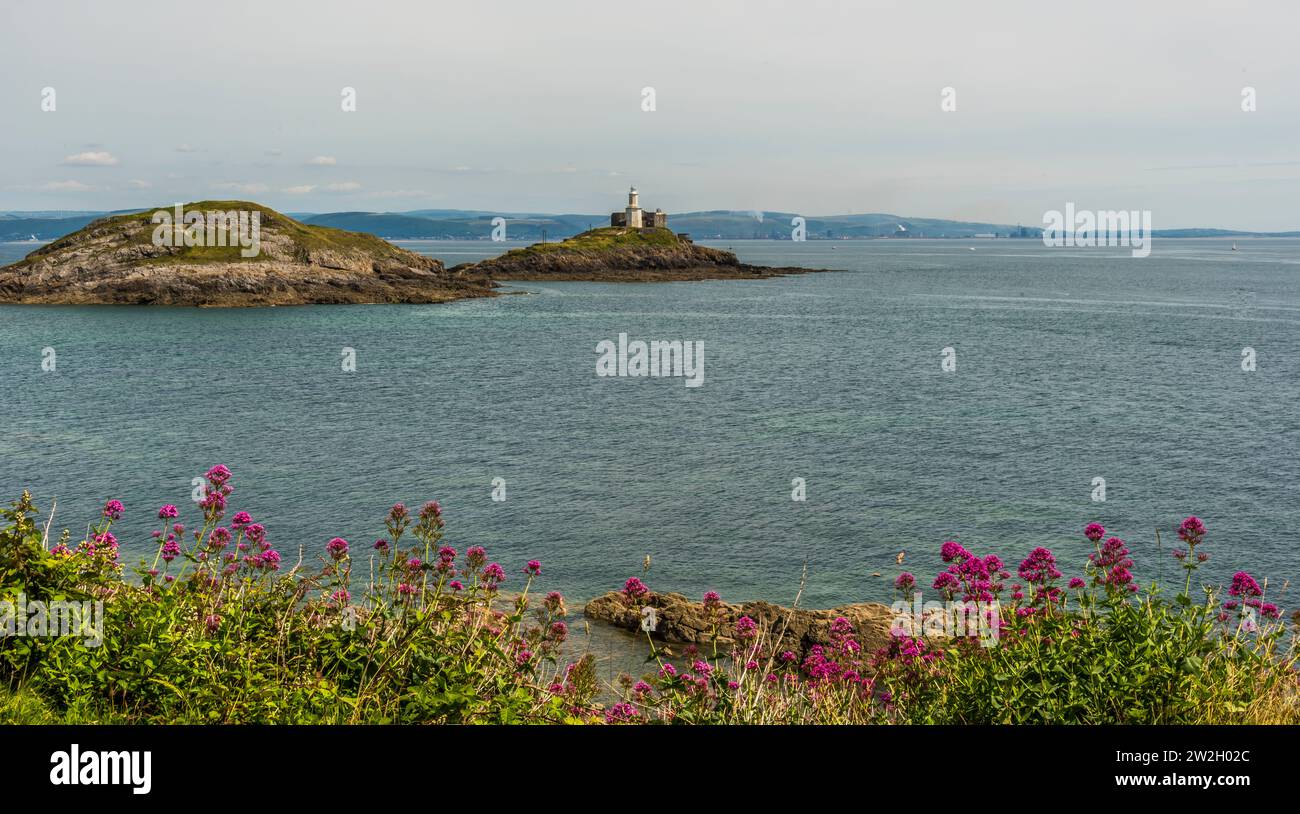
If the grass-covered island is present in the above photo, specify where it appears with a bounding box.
[0,201,497,306]
[453,226,827,281]
[0,205,830,306]
[2,467,1295,724]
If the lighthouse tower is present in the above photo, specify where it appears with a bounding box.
[624,186,643,228]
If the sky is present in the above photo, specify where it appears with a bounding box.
[1,0,1298,229]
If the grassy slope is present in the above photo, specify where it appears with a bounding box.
[14,201,419,268]
[500,226,683,257]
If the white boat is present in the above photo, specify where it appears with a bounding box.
[1231,241,1238,251]
[28,234,37,242]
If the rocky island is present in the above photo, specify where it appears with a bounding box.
[0,194,829,306]
[455,225,821,282]
[0,201,497,307]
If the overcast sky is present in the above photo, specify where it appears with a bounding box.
[2,0,1297,229]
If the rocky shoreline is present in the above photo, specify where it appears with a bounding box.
[582,590,896,659]
[452,226,827,282]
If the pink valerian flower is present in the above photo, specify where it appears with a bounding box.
[102,499,124,521]
[702,590,722,610]
[1018,547,1064,606]
[523,560,542,576]
[940,541,970,563]
[1229,571,1263,599]
[448,581,463,592]
[330,589,350,606]
[895,572,916,593]
[932,542,1006,603]
[1084,522,1106,542]
[259,549,282,570]
[325,537,349,560]
[734,615,758,640]
[1089,536,1137,593]
[622,577,650,602]
[543,591,565,615]
[244,524,267,549]
[1178,515,1206,544]
[386,503,410,540]
[549,621,569,643]
[415,501,445,537]
[692,660,713,678]
[1068,577,1085,589]
[205,464,232,486]
[230,511,252,530]
[605,702,639,723]
[158,504,179,520]
[633,681,653,698]
[161,540,181,562]
[207,526,232,551]
[373,539,389,552]
[465,546,486,570]
[397,583,416,596]
[481,563,507,586]
[1260,603,1281,620]
[406,557,422,571]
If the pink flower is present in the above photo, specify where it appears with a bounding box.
[326,537,349,560]
[523,560,542,576]
[158,504,179,520]
[1084,522,1105,542]
[1178,515,1206,544]
[622,577,650,601]
[102,499,124,521]
[481,562,507,586]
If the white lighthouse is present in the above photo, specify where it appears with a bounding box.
[610,187,666,228]
[624,186,643,228]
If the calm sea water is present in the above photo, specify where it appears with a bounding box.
[2,238,1297,610]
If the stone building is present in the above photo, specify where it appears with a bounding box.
[610,186,667,228]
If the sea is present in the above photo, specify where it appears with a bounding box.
[2,238,1298,615]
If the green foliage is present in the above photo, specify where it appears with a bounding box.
[0,487,595,724]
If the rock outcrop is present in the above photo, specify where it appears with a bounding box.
[453,226,824,282]
[0,201,497,307]
[583,590,896,659]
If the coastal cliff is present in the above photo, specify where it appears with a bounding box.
[454,226,822,281]
[0,201,497,307]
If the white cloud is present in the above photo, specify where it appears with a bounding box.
[175,144,199,153]
[61,151,119,166]
[283,185,316,194]
[127,179,152,189]
[306,155,338,166]
[41,180,96,192]
[323,181,361,192]
[212,182,269,195]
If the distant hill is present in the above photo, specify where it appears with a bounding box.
[5,208,1298,243]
